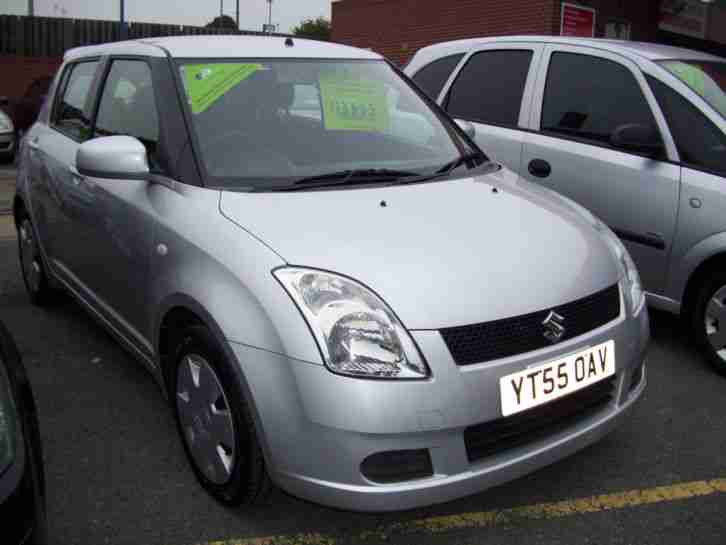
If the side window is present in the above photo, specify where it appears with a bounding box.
[445,50,533,127]
[647,75,726,177]
[52,61,99,141]
[95,60,160,163]
[411,53,464,100]
[541,52,657,147]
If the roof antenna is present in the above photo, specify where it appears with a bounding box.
[285,37,294,47]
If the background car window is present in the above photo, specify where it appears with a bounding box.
[445,50,533,127]
[541,52,657,147]
[647,75,726,177]
[95,60,160,162]
[411,53,464,100]
[53,61,98,141]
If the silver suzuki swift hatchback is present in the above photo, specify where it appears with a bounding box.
[14,36,648,511]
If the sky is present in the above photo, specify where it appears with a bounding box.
[2,0,331,32]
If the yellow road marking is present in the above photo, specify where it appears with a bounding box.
[203,477,726,545]
[0,214,15,240]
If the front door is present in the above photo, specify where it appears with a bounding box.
[520,46,680,294]
[71,58,163,355]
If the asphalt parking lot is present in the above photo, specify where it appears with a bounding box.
[0,207,725,545]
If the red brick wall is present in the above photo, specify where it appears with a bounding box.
[0,55,62,100]
[332,0,661,66]
[332,0,558,65]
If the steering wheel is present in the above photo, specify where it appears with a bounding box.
[199,129,295,174]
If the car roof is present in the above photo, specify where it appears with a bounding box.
[406,35,724,73]
[65,35,382,61]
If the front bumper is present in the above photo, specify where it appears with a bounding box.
[232,298,649,512]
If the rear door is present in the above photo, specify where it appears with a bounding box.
[438,44,543,171]
[520,45,680,294]
[28,59,101,283]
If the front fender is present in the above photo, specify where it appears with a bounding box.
[666,231,726,303]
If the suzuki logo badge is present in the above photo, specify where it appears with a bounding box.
[542,311,566,343]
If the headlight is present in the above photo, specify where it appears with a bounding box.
[0,111,13,133]
[274,268,430,379]
[0,358,17,474]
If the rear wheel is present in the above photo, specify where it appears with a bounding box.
[17,215,55,306]
[171,325,271,505]
[690,272,726,376]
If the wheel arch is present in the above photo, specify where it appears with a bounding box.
[668,233,726,315]
[681,252,726,320]
[154,294,274,464]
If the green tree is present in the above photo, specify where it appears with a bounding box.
[206,15,238,30]
[291,17,331,41]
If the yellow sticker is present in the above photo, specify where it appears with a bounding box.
[182,63,262,114]
[319,73,390,132]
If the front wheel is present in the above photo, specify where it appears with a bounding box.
[171,325,271,505]
[690,272,726,376]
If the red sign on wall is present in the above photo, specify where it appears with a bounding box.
[560,3,596,38]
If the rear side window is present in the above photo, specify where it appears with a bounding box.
[411,54,464,100]
[541,52,657,147]
[52,61,99,141]
[445,50,533,127]
[95,60,160,163]
[647,76,726,177]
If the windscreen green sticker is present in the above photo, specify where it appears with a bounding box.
[664,61,707,97]
[319,73,389,132]
[182,63,262,114]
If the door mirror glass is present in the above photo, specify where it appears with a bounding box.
[76,135,150,180]
[455,118,476,139]
[610,123,662,155]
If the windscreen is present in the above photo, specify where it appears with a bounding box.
[177,59,465,189]
[659,60,726,120]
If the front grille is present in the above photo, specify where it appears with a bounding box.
[464,377,616,463]
[441,284,620,366]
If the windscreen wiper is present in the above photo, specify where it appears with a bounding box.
[275,168,424,191]
[436,151,487,176]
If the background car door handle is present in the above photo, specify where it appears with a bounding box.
[528,159,551,178]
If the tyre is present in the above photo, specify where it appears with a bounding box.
[171,325,271,505]
[17,214,55,306]
[690,271,726,376]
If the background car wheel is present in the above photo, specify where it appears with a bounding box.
[171,325,271,505]
[17,214,55,306]
[691,271,726,376]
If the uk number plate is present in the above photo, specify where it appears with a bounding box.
[499,340,615,417]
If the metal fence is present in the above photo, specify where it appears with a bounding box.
[0,14,287,58]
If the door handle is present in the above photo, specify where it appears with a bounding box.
[528,159,552,179]
[68,165,86,185]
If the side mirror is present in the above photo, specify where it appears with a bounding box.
[611,124,662,156]
[455,118,476,139]
[77,136,150,180]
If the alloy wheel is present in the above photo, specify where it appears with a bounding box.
[176,354,236,485]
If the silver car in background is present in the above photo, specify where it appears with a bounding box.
[406,37,726,374]
[14,36,647,511]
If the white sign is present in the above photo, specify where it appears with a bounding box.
[659,0,708,39]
